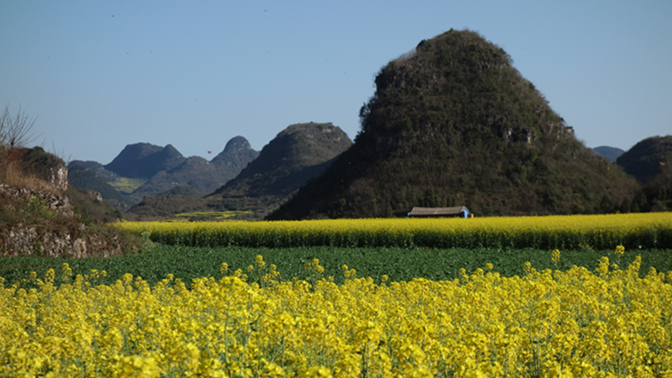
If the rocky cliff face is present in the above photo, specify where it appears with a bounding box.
[0,183,124,258]
[20,146,69,193]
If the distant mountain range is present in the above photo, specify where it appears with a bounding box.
[68,130,671,220]
[68,136,259,207]
[127,122,352,220]
[68,123,353,219]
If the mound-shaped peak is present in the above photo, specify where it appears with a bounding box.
[269,30,638,220]
[209,122,352,199]
[253,122,351,171]
[223,136,253,153]
[359,29,572,153]
[592,146,625,163]
[616,135,672,184]
[104,143,185,179]
[210,136,259,167]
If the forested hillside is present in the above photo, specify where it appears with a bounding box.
[269,29,638,219]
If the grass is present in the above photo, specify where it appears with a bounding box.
[109,177,146,194]
[1,244,669,287]
[172,210,253,221]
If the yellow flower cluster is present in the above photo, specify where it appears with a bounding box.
[2,257,671,377]
[114,212,672,250]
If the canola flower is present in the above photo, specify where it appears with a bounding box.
[1,254,671,377]
[114,212,672,250]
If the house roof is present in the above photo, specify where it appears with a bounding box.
[408,206,469,216]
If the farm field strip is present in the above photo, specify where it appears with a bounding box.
[115,212,672,250]
[2,245,671,288]
[3,214,672,376]
[1,255,671,377]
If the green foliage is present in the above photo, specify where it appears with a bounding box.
[0,193,55,227]
[0,188,140,257]
[157,184,202,198]
[197,123,353,218]
[173,210,253,221]
[640,165,672,212]
[109,177,147,194]
[125,195,208,220]
[0,136,140,258]
[65,186,124,223]
[103,143,183,179]
[24,195,56,219]
[1,245,670,288]
[67,165,135,206]
[119,124,351,220]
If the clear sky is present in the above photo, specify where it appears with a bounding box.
[1,0,670,164]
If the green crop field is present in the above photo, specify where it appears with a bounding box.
[172,210,253,221]
[108,177,147,194]
[1,244,670,287]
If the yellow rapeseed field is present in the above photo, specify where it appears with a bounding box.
[115,212,672,249]
[2,253,671,377]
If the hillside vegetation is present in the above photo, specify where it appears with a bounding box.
[614,135,672,212]
[613,136,672,213]
[269,29,639,220]
[68,165,136,208]
[205,122,352,217]
[616,135,672,184]
[209,123,351,198]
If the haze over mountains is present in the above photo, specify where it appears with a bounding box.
[591,146,625,163]
[69,136,259,206]
[67,30,671,220]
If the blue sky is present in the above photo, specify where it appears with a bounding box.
[1,0,670,164]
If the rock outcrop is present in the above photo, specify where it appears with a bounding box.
[0,183,123,257]
[21,146,69,193]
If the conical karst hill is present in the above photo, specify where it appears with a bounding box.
[209,122,352,199]
[616,135,672,184]
[269,29,638,219]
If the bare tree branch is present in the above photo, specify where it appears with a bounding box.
[0,104,41,149]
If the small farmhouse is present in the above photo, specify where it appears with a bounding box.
[407,206,472,218]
